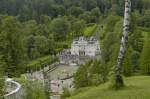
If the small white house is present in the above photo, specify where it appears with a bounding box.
[71,36,100,57]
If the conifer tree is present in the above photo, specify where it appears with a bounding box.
[140,34,150,75]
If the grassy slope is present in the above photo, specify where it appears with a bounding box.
[68,31,150,99]
[83,24,98,36]
[67,76,150,99]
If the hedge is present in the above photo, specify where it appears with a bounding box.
[26,55,58,72]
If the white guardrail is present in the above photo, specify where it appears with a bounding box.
[4,78,22,99]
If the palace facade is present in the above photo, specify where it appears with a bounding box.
[70,36,100,57]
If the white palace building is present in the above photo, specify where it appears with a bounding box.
[70,36,101,57]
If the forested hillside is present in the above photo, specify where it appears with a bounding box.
[0,0,150,98]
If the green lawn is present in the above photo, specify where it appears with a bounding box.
[67,76,150,99]
[83,24,98,36]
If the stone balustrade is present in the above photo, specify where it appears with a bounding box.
[4,78,23,99]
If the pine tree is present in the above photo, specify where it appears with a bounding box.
[74,64,89,88]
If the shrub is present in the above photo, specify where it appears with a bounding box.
[61,88,71,99]
[15,76,48,99]
[74,60,109,88]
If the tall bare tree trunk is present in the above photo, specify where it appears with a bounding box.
[115,0,131,88]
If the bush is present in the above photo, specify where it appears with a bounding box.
[61,88,71,99]
[109,72,125,89]
[90,74,104,86]
[24,80,47,99]
[74,60,109,88]
[15,76,48,99]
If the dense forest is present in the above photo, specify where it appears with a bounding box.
[0,0,150,98]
